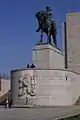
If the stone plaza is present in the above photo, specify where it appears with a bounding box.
[0,106,80,120]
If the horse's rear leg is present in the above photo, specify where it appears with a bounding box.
[49,36,51,43]
[52,34,57,47]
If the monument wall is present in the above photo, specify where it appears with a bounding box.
[68,71,80,104]
[62,12,80,73]
[11,68,80,106]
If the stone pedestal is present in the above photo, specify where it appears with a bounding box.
[32,43,65,69]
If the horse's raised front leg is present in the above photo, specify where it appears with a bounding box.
[36,26,40,32]
[38,29,43,44]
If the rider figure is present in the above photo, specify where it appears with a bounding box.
[46,6,57,34]
[46,6,54,22]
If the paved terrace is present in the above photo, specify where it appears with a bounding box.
[0,106,80,120]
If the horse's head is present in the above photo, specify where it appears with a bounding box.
[35,11,48,32]
[35,12,40,19]
[35,11,46,22]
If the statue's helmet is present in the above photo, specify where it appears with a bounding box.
[46,6,52,11]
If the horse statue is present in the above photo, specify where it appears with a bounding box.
[35,6,57,47]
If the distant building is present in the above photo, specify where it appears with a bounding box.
[0,74,10,104]
[62,12,80,73]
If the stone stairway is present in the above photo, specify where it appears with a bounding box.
[75,96,80,105]
[0,92,8,105]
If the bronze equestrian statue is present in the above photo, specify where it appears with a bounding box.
[35,6,57,47]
